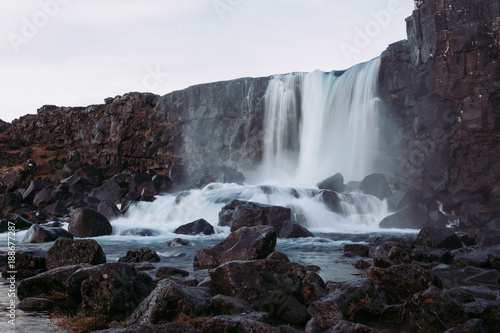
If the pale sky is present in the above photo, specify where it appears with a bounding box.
[0,0,414,122]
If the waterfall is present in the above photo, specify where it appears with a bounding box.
[261,58,381,185]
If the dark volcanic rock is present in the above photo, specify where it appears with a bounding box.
[118,248,161,263]
[193,225,277,269]
[2,248,47,279]
[46,238,106,270]
[414,226,462,249]
[155,266,189,279]
[209,259,306,314]
[277,220,314,238]
[201,313,278,333]
[20,224,73,243]
[212,294,255,315]
[316,173,345,193]
[379,204,429,229]
[97,201,122,220]
[126,278,212,326]
[174,218,214,235]
[94,322,197,333]
[17,297,56,311]
[68,208,112,237]
[81,262,156,321]
[360,173,392,200]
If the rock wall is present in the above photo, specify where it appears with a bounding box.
[8,77,269,174]
[378,0,500,208]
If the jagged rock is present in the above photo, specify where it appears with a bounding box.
[218,200,291,233]
[33,186,66,208]
[344,244,370,257]
[22,180,49,203]
[0,213,32,232]
[463,299,500,332]
[97,201,122,220]
[209,259,306,314]
[300,272,327,307]
[0,192,22,213]
[44,200,69,216]
[1,248,46,279]
[379,204,429,229]
[212,294,255,315]
[0,169,24,191]
[17,297,56,311]
[443,319,489,333]
[152,174,172,193]
[315,190,341,212]
[370,264,442,301]
[46,238,106,270]
[88,178,128,203]
[360,174,392,200]
[81,262,156,321]
[414,226,462,249]
[277,220,314,238]
[118,248,160,263]
[201,312,276,333]
[316,173,345,193]
[454,246,500,268]
[68,208,112,237]
[266,251,290,262]
[20,224,73,243]
[93,322,197,333]
[126,278,212,326]
[74,166,102,187]
[155,266,189,279]
[368,236,413,259]
[277,296,310,325]
[167,238,191,246]
[193,225,276,269]
[174,218,215,235]
[415,286,467,327]
[167,163,188,187]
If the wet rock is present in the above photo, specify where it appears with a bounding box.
[88,178,128,203]
[209,259,306,315]
[325,320,379,333]
[44,200,69,216]
[379,203,429,229]
[119,228,160,237]
[278,220,314,238]
[174,218,215,235]
[17,297,56,311]
[22,180,49,204]
[33,186,66,208]
[193,225,276,269]
[368,236,413,259]
[189,165,245,188]
[168,238,191,246]
[315,190,341,212]
[152,174,172,194]
[68,208,112,237]
[219,200,291,233]
[167,163,188,187]
[118,248,161,263]
[93,322,197,333]
[81,262,156,321]
[317,173,345,193]
[454,246,500,268]
[344,244,370,257]
[360,173,392,200]
[443,318,489,333]
[0,213,32,232]
[0,169,24,191]
[155,266,189,279]
[277,295,310,325]
[0,192,22,213]
[74,166,102,187]
[126,278,212,326]
[97,201,122,220]
[20,224,73,243]
[414,226,462,250]
[266,251,290,262]
[463,299,500,332]
[354,260,372,270]
[370,264,442,301]
[46,238,106,270]
[212,294,255,315]
[1,248,46,279]
[201,312,277,333]
[415,286,467,327]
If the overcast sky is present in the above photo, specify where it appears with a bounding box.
[0,0,414,122]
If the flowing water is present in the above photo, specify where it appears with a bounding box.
[0,57,419,332]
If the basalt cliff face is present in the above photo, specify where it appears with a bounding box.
[7,77,269,175]
[378,0,500,208]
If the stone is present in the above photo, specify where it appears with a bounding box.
[118,248,161,263]
[315,190,341,212]
[209,259,306,314]
[276,296,310,325]
[174,218,215,235]
[0,192,22,213]
[316,173,345,193]
[2,248,47,279]
[126,278,212,326]
[201,313,277,333]
[68,208,112,237]
[414,226,462,249]
[33,186,66,208]
[277,220,314,238]
[443,319,489,333]
[74,166,102,187]
[20,224,73,243]
[88,178,128,203]
[155,266,189,279]
[97,201,122,220]
[193,225,277,269]
[360,174,392,200]
[81,262,156,321]
[46,238,106,270]
[44,200,69,216]
[93,322,197,333]
[344,244,370,257]
[212,294,254,315]
[22,180,49,203]
[379,204,429,229]
[0,214,32,232]
[17,297,56,311]
[167,238,191,246]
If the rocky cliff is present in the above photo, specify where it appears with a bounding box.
[7,77,269,175]
[379,0,500,209]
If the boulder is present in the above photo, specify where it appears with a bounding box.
[209,259,306,314]
[74,166,103,187]
[370,264,442,301]
[118,248,161,263]
[97,201,122,220]
[2,248,46,279]
[415,286,467,327]
[360,173,392,200]
[315,190,341,212]
[379,204,429,229]
[22,180,49,203]
[454,246,500,268]
[20,224,73,243]
[152,174,172,194]
[0,169,24,191]
[193,225,277,269]
[126,278,212,326]
[167,238,191,247]
[344,244,370,257]
[212,294,255,315]
[155,266,189,279]
[167,163,188,187]
[33,186,66,208]
[0,192,22,213]
[88,178,128,203]
[218,200,291,233]
[414,226,462,249]
[17,297,56,311]
[0,214,32,233]
[93,322,197,333]
[316,173,345,193]
[46,238,106,270]
[277,220,314,238]
[81,262,156,321]
[174,218,215,235]
[300,272,327,306]
[201,313,278,333]
[276,296,310,325]
[68,208,113,237]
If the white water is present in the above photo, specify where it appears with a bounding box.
[261,58,381,185]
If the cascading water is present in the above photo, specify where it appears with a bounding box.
[261,58,381,185]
